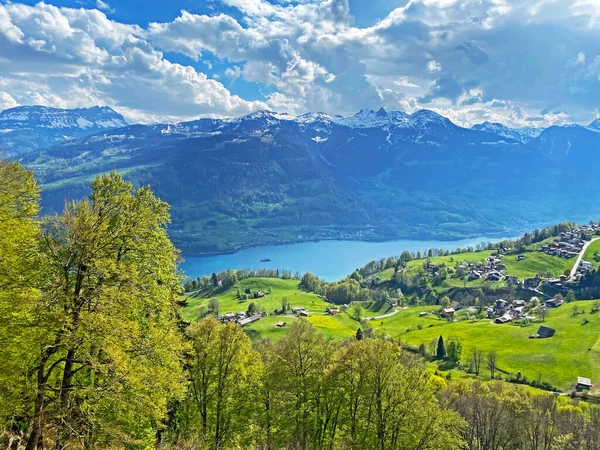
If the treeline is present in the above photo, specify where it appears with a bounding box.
[162,318,463,449]
[183,268,302,292]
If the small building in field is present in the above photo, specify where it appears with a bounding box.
[276,321,286,328]
[537,326,555,337]
[299,310,310,317]
[545,298,564,308]
[487,271,504,282]
[440,308,455,319]
[419,312,428,317]
[254,290,266,298]
[577,377,592,391]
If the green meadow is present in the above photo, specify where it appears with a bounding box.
[181,277,600,391]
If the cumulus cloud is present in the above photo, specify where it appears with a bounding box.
[0,2,266,122]
[0,0,599,126]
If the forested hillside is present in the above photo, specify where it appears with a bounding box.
[17,108,600,254]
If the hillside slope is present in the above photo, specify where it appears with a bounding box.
[19,109,600,254]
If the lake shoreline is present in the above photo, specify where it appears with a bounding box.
[178,232,515,258]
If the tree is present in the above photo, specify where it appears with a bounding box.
[211,272,219,286]
[356,328,364,340]
[208,297,220,314]
[247,302,257,316]
[351,303,363,322]
[429,338,438,357]
[437,335,446,359]
[280,297,290,313]
[441,296,451,308]
[446,337,463,366]
[470,348,484,376]
[565,290,576,303]
[487,351,498,379]
[418,343,427,356]
[0,161,41,432]
[184,318,263,449]
[25,172,187,449]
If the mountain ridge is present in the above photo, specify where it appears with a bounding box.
[17,104,600,254]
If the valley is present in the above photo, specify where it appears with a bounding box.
[6,106,600,255]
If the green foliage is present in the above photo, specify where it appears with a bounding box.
[0,167,187,449]
[437,335,446,359]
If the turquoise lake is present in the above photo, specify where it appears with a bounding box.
[180,236,509,282]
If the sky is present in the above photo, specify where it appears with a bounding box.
[1,0,600,127]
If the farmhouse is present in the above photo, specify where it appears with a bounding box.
[440,308,455,319]
[577,377,593,391]
[524,277,541,289]
[299,310,310,317]
[545,298,564,308]
[254,290,266,298]
[238,313,262,327]
[487,271,504,282]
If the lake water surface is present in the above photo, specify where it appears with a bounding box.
[180,236,508,281]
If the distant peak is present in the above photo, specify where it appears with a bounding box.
[589,118,600,130]
[376,107,387,117]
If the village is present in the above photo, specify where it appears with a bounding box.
[430,224,600,327]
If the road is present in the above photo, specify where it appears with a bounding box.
[364,307,403,320]
[570,237,599,278]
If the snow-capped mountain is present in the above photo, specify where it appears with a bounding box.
[588,118,600,131]
[18,105,600,254]
[0,105,128,155]
[471,121,542,143]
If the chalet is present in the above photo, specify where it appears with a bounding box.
[545,298,564,308]
[326,307,340,315]
[580,261,593,272]
[237,311,246,318]
[524,277,541,289]
[254,290,266,298]
[276,321,286,328]
[291,307,305,313]
[577,377,593,391]
[495,313,513,324]
[494,299,508,312]
[468,270,482,281]
[419,312,428,317]
[440,308,455,319]
[224,312,236,321]
[299,310,310,317]
[487,271,504,282]
[512,300,526,308]
[496,264,506,271]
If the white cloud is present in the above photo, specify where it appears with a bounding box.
[426,60,442,73]
[0,0,599,126]
[95,0,114,14]
[0,91,19,110]
[0,2,266,122]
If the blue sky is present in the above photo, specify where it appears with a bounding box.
[1,0,600,127]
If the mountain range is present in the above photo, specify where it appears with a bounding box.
[6,105,600,254]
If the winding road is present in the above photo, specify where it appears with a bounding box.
[570,237,599,278]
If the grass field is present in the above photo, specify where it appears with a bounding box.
[181,277,600,391]
[382,301,600,392]
[583,239,600,270]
